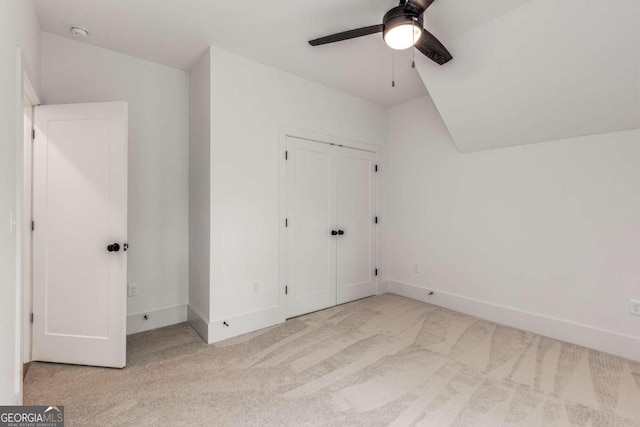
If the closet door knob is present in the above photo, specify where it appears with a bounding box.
[107,243,120,252]
[331,230,338,236]
[337,230,344,235]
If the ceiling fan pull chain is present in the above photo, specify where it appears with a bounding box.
[392,53,396,87]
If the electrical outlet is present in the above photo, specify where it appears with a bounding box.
[128,283,139,297]
[630,299,640,316]
[251,283,260,295]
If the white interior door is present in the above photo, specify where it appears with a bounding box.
[285,137,337,318]
[336,147,376,304]
[32,102,128,368]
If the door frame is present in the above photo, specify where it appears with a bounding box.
[21,72,39,368]
[278,126,384,319]
[15,50,41,404]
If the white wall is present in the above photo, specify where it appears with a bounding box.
[0,0,41,406]
[205,45,387,341]
[41,32,190,333]
[188,49,211,340]
[385,95,640,360]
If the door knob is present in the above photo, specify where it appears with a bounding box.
[331,230,338,236]
[107,243,120,252]
[337,230,345,235]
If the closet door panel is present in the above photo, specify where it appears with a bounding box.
[336,148,376,304]
[285,137,337,318]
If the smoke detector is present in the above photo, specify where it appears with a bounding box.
[70,26,89,38]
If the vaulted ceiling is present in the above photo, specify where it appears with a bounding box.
[35,0,427,106]
[34,0,537,108]
[417,0,640,151]
[35,0,640,151]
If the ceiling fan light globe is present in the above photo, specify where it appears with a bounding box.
[384,23,422,50]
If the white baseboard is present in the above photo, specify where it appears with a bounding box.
[386,280,640,362]
[127,305,187,335]
[187,305,209,343]
[376,279,389,295]
[208,306,284,344]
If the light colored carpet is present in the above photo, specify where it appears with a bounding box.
[24,294,640,426]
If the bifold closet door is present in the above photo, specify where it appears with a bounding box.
[285,137,337,318]
[336,147,376,304]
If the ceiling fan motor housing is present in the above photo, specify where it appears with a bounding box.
[382,6,423,42]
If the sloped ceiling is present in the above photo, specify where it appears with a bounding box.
[417,0,640,152]
[35,0,640,150]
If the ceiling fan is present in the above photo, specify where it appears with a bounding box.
[308,0,452,65]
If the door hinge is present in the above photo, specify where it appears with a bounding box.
[375,216,378,224]
[285,285,288,295]
[31,220,34,231]
[375,268,378,276]
[30,313,34,323]
[32,129,35,140]
[375,164,378,172]
[285,151,288,160]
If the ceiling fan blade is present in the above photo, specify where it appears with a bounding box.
[403,0,436,15]
[415,29,452,65]
[309,24,383,46]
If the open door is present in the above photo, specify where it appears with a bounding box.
[32,102,128,368]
